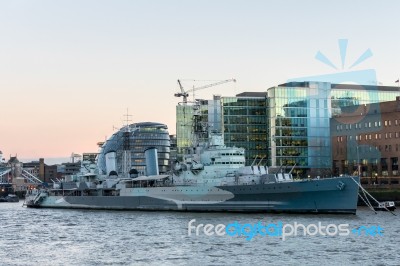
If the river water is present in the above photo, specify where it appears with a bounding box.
[0,203,399,265]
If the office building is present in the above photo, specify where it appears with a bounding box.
[332,97,400,179]
[176,94,268,166]
[222,92,268,166]
[97,122,170,175]
[268,82,400,177]
[176,81,399,177]
[267,82,331,177]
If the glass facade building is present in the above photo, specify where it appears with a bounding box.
[176,103,207,157]
[176,94,267,165]
[331,84,399,116]
[330,84,400,178]
[97,122,170,175]
[268,82,400,177]
[176,97,222,158]
[268,82,331,177]
[175,82,399,176]
[176,104,196,156]
[222,94,268,166]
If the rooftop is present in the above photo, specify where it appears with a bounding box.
[277,82,400,91]
[235,92,267,97]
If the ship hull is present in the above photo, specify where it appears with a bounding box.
[26,177,360,214]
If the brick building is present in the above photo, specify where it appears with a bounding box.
[331,97,400,180]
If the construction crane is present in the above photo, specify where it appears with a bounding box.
[175,79,236,104]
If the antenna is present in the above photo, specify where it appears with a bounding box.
[123,108,132,130]
[122,108,132,178]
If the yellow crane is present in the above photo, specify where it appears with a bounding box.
[174,79,236,104]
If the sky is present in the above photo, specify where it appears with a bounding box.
[1,0,400,163]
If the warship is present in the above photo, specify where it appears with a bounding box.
[25,134,360,214]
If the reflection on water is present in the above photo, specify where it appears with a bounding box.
[0,203,399,265]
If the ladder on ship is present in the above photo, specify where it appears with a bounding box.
[22,190,47,207]
[33,191,47,205]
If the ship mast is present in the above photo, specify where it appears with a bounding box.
[122,108,132,178]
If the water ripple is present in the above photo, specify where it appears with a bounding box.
[0,204,399,265]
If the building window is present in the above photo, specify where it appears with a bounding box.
[385,120,388,126]
[396,132,399,138]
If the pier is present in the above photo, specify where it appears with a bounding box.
[359,176,400,205]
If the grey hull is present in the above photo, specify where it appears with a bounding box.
[27,176,359,214]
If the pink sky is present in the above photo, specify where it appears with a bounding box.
[1,1,400,160]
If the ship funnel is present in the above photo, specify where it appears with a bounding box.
[145,147,159,176]
[129,168,138,178]
[105,151,117,175]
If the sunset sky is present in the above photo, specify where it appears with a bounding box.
[1,0,400,163]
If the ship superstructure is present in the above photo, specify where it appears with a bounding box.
[25,133,360,214]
